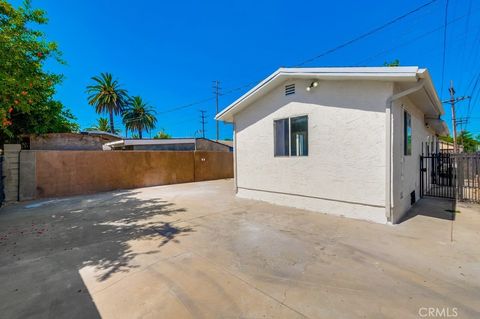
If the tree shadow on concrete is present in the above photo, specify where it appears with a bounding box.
[73,191,194,281]
[0,189,194,318]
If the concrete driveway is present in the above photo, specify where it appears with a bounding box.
[0,179,479,319]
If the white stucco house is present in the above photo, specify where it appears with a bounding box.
[216,67,449,224]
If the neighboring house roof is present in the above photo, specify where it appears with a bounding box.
[216,140,233,148]
[80,131,123,142]
[104,137,232,149]
[105,138,196,148]
[215,67,446,134]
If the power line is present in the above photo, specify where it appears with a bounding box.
[440,0,450,97]
[463,72,480,131]
[442,81,470,152]
[155,81,256,116]
[355,12,472,65]
[157,97,215,115]
[293,0,439,67]
[463,24,480,82]
[149,0,472,127]
[457,0,473,90]
[460,18,480,115]
[153,0,441,118]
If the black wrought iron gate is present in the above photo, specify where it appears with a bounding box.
[420,153,480,203]
[420,153,455,199]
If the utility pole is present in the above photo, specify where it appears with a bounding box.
[444,81,470,153]
[213,80,221,141]
[199,110,207,138]
[449,81,458,153]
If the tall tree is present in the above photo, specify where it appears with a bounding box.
[86,73,128,133]
[0,0,78,142]
[153,129,171,139]
[86,117,119,134]
[122,96,157,139]
[457,130,479,153]
[441,130,480,153]
[384,59,400,67]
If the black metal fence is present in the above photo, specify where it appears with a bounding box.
[420,150,480,203]
[420,153,456,199]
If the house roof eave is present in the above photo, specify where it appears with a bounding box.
[216,67,423,122]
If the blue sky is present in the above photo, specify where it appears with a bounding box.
[16,0,480,139]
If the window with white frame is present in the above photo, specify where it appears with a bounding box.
[274,115,308,157]
[404,110,412,156]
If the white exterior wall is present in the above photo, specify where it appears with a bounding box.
[235,79,393,223]
[391,96,436,223]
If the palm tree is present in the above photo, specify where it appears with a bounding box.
[85,117,116,133]
[86,73,128,133]
[122,96,157,139]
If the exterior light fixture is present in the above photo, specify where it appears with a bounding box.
[306,81,319,92]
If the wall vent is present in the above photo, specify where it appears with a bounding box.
[285,84,295,96]
[410,191,416,205]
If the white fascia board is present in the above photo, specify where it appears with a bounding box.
[287,72,417,81]
[417,68,444,115]
[215,69,282,122]
[278,66,420,74]
[216,67,420,122]
[123,139,196,146]
[104,140,125,147]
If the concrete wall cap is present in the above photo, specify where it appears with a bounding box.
[3,144,21,152]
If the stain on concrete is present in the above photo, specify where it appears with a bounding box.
[0,180,479,318]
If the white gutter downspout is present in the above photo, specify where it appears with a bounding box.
[385,79,425,223]
[233,122,238,193]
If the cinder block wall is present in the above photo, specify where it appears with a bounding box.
[18,150,233,200]
[3,144,21,202]
[29,133,104,150]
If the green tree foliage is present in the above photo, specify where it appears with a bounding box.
[457,131,479,153]
[0,0,78,142]
[86,73,129,133]
[153,129,171,139]
[86,117,119,134]
[122,96,157,139]
[440,130,480,153]
[10,100,79,136]
[384,59,400,67]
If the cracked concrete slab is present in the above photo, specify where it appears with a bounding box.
[0,179,479,318]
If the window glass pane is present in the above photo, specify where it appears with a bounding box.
[404,111,412,155]
[291,116,308,156]
[274,118,289,156]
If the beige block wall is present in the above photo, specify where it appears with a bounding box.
[17,150,233,200]
[194,151,234,181]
